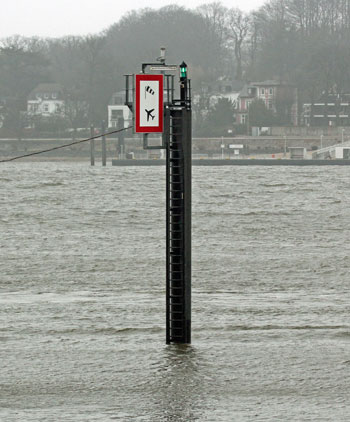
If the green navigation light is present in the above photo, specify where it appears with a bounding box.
[180,61,187,79]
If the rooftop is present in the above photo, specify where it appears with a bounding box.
[251,80,293,87]
[28,83,64,100]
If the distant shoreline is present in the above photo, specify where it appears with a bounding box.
[2,157,350,165]
[112,159,350,166]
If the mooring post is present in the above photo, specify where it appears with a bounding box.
[117,117,125,159]
[102,120,107,166]
[90,124,95,166]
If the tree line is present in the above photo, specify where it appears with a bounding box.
[1,0,350,136]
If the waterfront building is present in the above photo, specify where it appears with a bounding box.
[27,83,65,117]
[236,81,298,126]
[303,93,350,127]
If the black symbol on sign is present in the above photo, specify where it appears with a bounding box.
[146,86,155,95]
[145,108,155,121]
[145,86,155,98]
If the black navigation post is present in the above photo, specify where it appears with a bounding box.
[166,61,192,344]
[124,57,192,344]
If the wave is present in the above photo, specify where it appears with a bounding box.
[260,183,288,188]
[197,324,349,332]
[45,326,163,335]
[20,181,65,189]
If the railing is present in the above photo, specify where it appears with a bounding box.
[312,140,350,157]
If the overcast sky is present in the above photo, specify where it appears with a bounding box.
[1,0,265,39]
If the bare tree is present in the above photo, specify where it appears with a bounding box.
[226,8,251,80]
[196,2,228,77]
[79,35,107,123]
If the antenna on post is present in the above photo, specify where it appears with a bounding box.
[157,47,166,64]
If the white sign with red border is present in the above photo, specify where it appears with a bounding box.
[135,74,163,133]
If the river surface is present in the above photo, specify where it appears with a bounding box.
[1,162,350,421]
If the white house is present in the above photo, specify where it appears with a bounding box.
[108,91,132,128]
[27,83,65,117]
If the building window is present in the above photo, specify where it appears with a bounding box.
[44,94,49,99]
[269,88,273,95]
[111,109,123,120]
[52,93,57,99]
[241,114,247,124]
[43,104,49,112]
[261,88,265,95]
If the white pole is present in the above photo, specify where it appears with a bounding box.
[321,134,323,149]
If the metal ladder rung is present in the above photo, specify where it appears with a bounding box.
[170,332,184,338]
[170,324,184,329]
[170,286,183,291]
[169,275,183,280]
[169,308,184,313]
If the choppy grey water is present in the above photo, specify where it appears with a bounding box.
[1,162,350,421]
